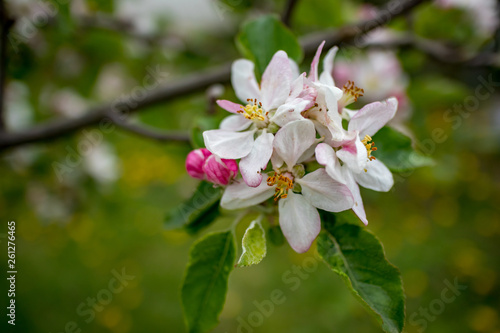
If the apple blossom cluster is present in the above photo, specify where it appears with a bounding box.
[186,41,398,253]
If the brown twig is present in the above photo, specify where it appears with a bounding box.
[0,0,430,151]
[107,113,190,142]
[0,0,13,132]
[281,0,300,27]
[362,34,500,67]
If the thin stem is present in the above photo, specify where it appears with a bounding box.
[281,0,300,27]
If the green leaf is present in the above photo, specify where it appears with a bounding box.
[236,15,303,77]
[164,182,222,234]
[317,223,405,333]
[182,231,236,333]
[373,127,434,172]
[237,220,267,267]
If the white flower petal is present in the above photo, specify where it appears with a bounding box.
[273,120,316,168]
[297,168,353,212]
[203,129,255,159]
[240,132,274,187]
[289,58,300,81]
[231,59,260,103]
[343,168,368,225]
[353,159,394,192]
[271,150,284,169]
[348,97,398,137]
[289,74,305,100]
[322,84,343,120]
[271,99,308,127]
[319,46,338,86]
[221,178,274,210]
[279,191,321,253]
[220,114,252,131]
[315,143,345,183]
[261,51,292,110]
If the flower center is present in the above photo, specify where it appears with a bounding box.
[361,134,377,164]
[339,80,364,109]
[238,99,268,121]
[267,172,294,201]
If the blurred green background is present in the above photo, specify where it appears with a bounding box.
[1,0,499,332]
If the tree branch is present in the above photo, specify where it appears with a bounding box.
[362,34,500,67]
[0,0,13,132]
[281,0,300,27]
[0,0,430,151]
[108,113,190,142]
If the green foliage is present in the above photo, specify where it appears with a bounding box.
[164,181,222,234]
[237,220,267,267]
[236,14,303,77]
[414,5,475,46]
[317,222,405,333]
[374,127,434,172]
[267,224,285,246]
[181,231,237,333]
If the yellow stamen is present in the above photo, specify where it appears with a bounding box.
[361,134,377,165]
[267,172,294,201]
[237,98,268,121]
[339,80,364,108]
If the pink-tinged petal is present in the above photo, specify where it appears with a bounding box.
[315,143,345,183]
[240,132,274,187]
[348,97,398,137]
[343,168,368,225]
[231,59,260,103]
[279,191,321,253]
[273,120,316,168]
[319,46,338,86]
[203,129,255,159]
[297,168,353,212]
[353,159,394,192]
[220,114,252,131]
[309,40,325,82]
[185,148,211,180]
[336,131,368,173]
[203,155,238,186]
[216,100,244,114]
[221,178,274,210]
[261,50,292,110]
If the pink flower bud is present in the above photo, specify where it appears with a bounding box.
[203,155,238,186]
[186,148,211,180]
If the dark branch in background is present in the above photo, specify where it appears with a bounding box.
[107,113,190,142]
[363,34,500,67]
[0,0,13,132]
[281,0,300,27]
[0,0,432,151]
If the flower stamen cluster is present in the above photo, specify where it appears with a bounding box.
[267,172,294,201]
[339,80,364,109]
[238,99,268,122]
[362,134,377,161]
